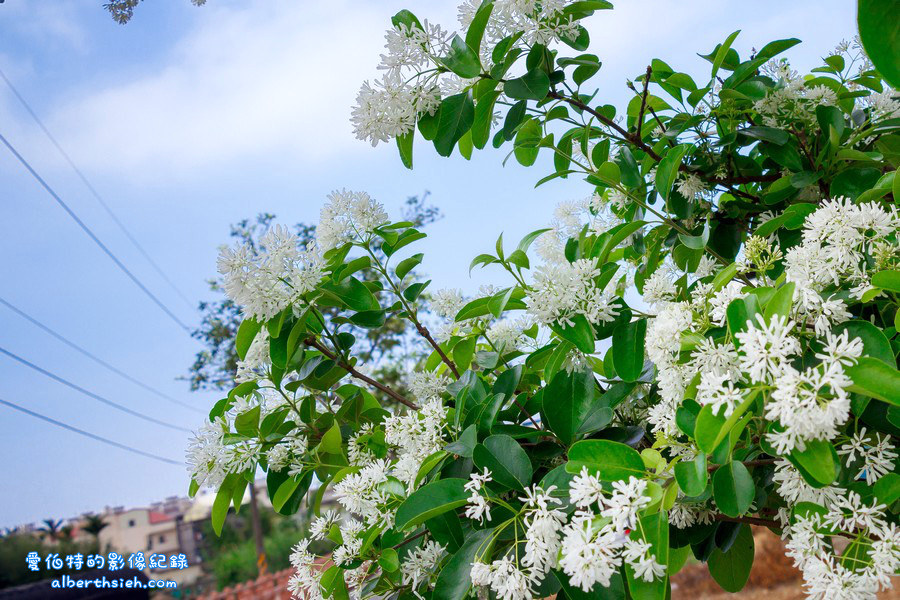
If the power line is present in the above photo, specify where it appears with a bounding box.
[0,68,195,310]
[0,295,203,414]
[0,131,192,333]
[0,396,181,466]
[0,345,191,433]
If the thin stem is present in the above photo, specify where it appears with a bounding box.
[304,336,419,410]
[364,245,460,378]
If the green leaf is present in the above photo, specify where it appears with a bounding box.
[708,524,754,592]
[349,309,386,329]
[435,93,476,157]
[550,314,595,353]
[321,277,379,312]
[441,34,482,78]
[473,434,533,489]
[472,90,500,149]
[433,528,496,600]
[517,228,552,253]
[711,30,741,79]
[694,403,727,453]
[595,160,621,186]
[211,477,234,536]
[739,126,789,145]
[712,461,754,518]
[234,405,260,437]
[453,337,477,372]
[623,511,669,600]
[763,282,795,321]
[514,117,542,166]
[873,472,900,505]
[566,439,646,480]
[857,0,900,88]
[726,295,760,345]
[235,318,262,360]
[872,269,900,292]
[504,68,551,100]
[319,423,342,454]
[677,221,710,250]
[378,547,400,572]
[397,129,414,169]
[674,454,708,496]
[445,423,477,458]
[845,357,900,406]
[654,144,690,200]
[395,253,424,280]
[612,319,647,382]
[391,9,423,31]
[464,1,494,55]
[272,475,303,512]
[789,439,839,487]
[542,369,595,446]
[394,478,469,531]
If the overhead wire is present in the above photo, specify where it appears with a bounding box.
[0,396,181,466]
[0,295,203,414]
[0,345,191,433]
[0,131,192,333]
[0,67,195,310]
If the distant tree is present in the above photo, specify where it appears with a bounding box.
[81,514,108,541]
[103,0,206,24]
[37,519,63,542]
[184,192,442,400]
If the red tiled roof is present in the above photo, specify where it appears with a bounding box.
[194,568,294,600]
[148,511,174,524]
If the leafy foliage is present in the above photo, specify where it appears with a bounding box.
[188,3,900,600]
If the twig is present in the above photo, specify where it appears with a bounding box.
[304,337,419,410]
[635,66,653,142]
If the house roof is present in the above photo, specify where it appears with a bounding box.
[148,511,174,524]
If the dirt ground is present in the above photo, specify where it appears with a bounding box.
[670,527,900,599]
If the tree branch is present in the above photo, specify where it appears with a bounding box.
[304,337,419,410]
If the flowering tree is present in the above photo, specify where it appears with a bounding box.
[188,2,900,599]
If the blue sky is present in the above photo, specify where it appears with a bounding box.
[0,0,856,528]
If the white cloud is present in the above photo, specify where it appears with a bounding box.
[39,1,420,177]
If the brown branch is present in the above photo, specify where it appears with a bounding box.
[635,66,652,142]
[713,514,855,539]
[304,337,419,410]
[546,90,779,187]
[713,514,782,529]
[413,321,459,378]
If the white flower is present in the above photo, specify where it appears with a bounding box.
[569,468,605,508]
[839,429,897,484]
[464,468,493,523]
[674,173,706,199]
[351,74,439,146]
[487,318,528,353]
[316,189,389,251]
[407,371,450,402]
[600,477,650,532]
[431,288,466,319]
[559,513,624,591]
[642,268,676,307]
[520,485,566,575]
[709,281,746,326]
[309,510,340,540]
[401,540,445,597]
[735,314,800,384]
[217,225,325,321]
[528,258,619,328]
